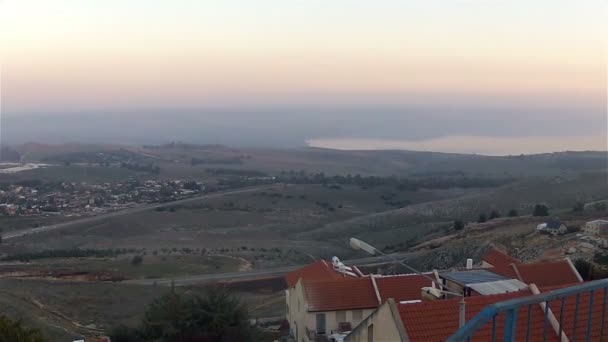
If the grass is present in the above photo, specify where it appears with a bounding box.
[0,277,285,341]
[0,254,243,280]
[0,165,144,183]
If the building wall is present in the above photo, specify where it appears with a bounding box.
[480,260,493,268]
[286,280,308,341]
[286,279,376,341]
[584,221,608,236]
[345,300,405,342]
[302,308,375,338]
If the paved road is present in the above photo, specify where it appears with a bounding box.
[126,253,416,286]
[2,185,279,241]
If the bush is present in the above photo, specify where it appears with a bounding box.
[594,202,607,212]
[489,210,501,220]
[572,202,585,212]
[0,315,45,341]
[478,213,487,223]
[111,287,259,342]
[453,220,465,231]
[131,255,144,266]
[533,204,550,217]
[574,259,593,281]
[567,225,581,233]
[508,209,519,217]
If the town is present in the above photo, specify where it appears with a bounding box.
[0,178,203,217]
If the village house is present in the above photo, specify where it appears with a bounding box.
[344,286,607,342]
[536,219,567,235]
[345,250,586,342]
[583,219,608,236]
[285,258,432,342]
[480,248,583,287]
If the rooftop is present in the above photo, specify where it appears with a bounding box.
[302,273,434,312]
[398,290,560,342]
[304,277,378,312]
[441,269,507,286]
[285,260,359,288]
[514,260,582,287]
[481,248,519,268]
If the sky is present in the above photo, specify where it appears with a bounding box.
[0,0,606,153]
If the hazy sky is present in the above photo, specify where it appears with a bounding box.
[1,1,606,152]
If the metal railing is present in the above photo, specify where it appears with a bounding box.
[447,279,608,342]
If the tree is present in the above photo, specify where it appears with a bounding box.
[574,259,593,281]
[131,255,143,266]
[111,287,259,342]
[454,220,465,231]
[572,202,585,213]
[508,209,519,217]
[594,202,607,212]
[0,315,45,341]
[489,210,501,220]
[478,213,487,223]
[533,204,550,217]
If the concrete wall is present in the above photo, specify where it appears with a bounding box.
[345,300,405,342]
[584,221,608,235]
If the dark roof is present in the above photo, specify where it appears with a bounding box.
[441,270,507,286]
[545,220,564,229]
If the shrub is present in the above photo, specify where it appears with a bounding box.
[508,209,519,217]
[574,259,593,281]
[533,204,550,217]
[453,220,465,231]
[0,315,45,342]
[489,210,501,220]
[131,255,144,266]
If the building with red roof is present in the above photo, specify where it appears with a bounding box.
[344,290,564,342]
[513,259,583,287]
[285,259,360,288]
[481,248,520,269]
[488,259,583,288]
[286,265,433,342]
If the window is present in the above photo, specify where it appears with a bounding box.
[336,311,346,323]
[352,309,363,321]
[367,324,374,342]
[316,313,326,335]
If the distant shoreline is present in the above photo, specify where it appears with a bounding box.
[307,136,607,156]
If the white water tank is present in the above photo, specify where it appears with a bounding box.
[466,258,473,270]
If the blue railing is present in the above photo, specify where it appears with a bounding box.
[447,278,608,342]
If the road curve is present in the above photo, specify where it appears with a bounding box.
[2,185,280,241]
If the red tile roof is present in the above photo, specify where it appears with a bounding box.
[489,264,519,279]
[285,260,356,288]
[302,274,434,312]
[514,260,582,287]
[481,248,519,268]
[399,291,559,342]
[375,274,433,303]
[304,277,379,312]
[544,287,608,341]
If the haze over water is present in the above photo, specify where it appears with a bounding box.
[307,136,607,156]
